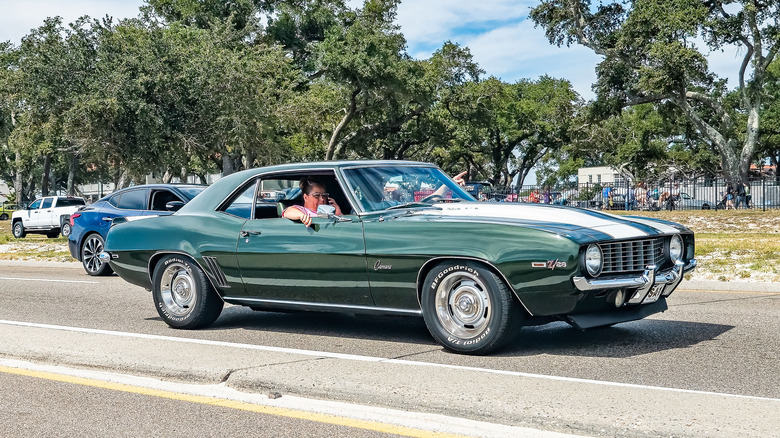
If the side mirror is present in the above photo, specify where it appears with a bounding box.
[316,204,336,217]
[165,201,185,212]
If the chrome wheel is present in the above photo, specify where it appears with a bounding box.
[82,235,105,274]
[159,262,197,317]
[434,272,491,339]
[61,222,72,237]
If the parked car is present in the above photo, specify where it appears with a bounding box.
[102,161,696,355]
[68,184,206,276]
[463,181,494,200]
[0,202,19,221]
[11,196,86,238]
[674,192,712,210]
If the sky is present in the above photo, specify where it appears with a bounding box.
[0,0,747,101]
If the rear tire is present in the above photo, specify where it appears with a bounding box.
[421,261,522,355]
[61,221,72,237]
[152,255,223,329]
[12,221,25,238]
[81,233,114,276]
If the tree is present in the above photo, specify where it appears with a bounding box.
[531,0,780,187]
[5,17,100,199]
[443,76,579,187]
[314,0,417,159]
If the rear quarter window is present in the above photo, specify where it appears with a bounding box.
[116,189,148,210]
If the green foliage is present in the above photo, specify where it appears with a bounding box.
[7,0,778,199]
[531,0,780,186]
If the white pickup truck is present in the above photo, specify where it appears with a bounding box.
[12,196,87,238]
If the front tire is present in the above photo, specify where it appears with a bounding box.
[152,255,223,329]
[421,261,521,355]
[12,221,25,238]
[81,233,114,276]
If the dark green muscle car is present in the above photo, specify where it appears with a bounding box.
[103,161,696,354]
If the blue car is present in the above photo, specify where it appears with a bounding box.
[68,184,206,276]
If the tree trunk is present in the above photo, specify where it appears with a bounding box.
[115,169,129,190]
[25,174,35,202]
[66,154,77,196]
[14,150,23,203]
[326,88,360,160]
[41,154,51,197]
[222,153,236,176]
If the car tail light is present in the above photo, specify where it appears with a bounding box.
[69,213,81,226]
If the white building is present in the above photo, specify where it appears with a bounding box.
[577,166,628,186]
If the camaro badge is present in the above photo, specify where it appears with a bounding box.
[374,260,392,271]
[532,260,567,270]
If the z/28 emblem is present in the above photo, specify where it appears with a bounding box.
[532,260,567,270]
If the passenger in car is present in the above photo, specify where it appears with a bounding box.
[282,177,343,227]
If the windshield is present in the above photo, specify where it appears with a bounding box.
[342,165,475,212]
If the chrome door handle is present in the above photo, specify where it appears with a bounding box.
[240,230,261,237]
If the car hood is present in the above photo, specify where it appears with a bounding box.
[406,203,685,240]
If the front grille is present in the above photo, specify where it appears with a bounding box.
[601,238,665,274]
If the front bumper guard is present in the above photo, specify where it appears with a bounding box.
[572,259,697,303]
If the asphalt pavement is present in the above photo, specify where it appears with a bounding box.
[0,260,778,437]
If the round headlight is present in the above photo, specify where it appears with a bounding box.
[669,234,684,262]
[585,244,603,276]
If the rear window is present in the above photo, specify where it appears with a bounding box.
[55,198,86,207]
[42,198,53,208]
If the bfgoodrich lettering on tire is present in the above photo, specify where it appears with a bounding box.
[422,261,521,355]
[152,254,223,329]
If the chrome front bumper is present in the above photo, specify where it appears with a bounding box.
[572,259,697,303]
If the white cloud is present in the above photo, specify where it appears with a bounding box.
[0,0,142,45]
[396,0,530,45]
[459,20,602,98]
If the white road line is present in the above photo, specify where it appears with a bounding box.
[2,319,779,403]
[0,277,99,284]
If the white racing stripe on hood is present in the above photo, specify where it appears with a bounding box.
[432,204,649,239]
[623,216,681,234]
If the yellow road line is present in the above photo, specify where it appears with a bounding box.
[0,365,470,438]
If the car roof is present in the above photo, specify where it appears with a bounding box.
[179,160,439,213]
[96,183,207,202]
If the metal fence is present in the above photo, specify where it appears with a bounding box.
[467,177,780,211]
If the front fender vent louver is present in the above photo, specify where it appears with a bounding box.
[202,256,230,288]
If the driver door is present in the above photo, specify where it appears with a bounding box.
[235,175,373,306]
